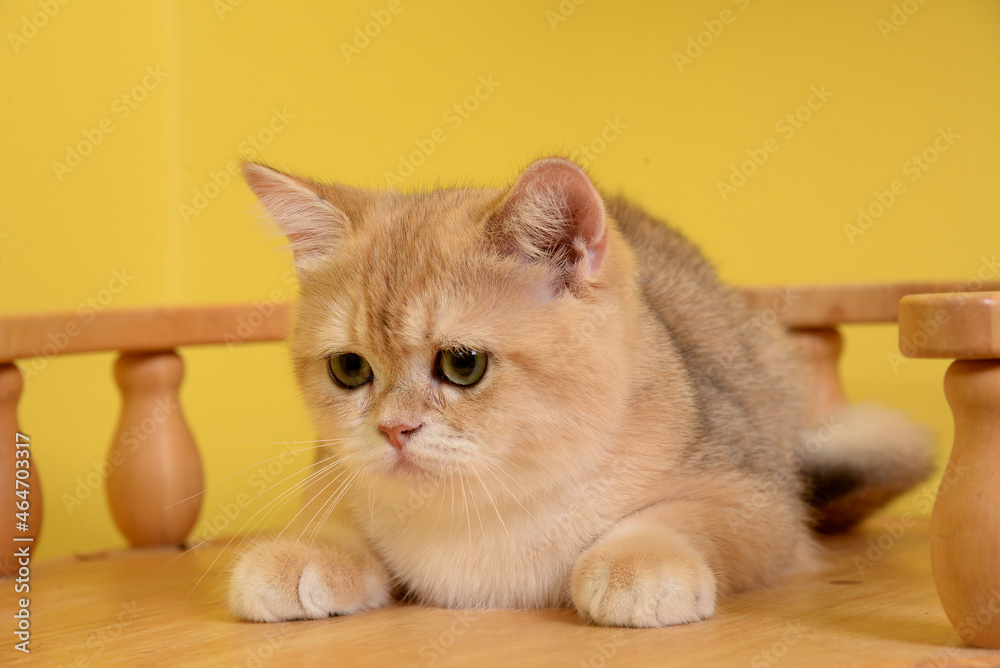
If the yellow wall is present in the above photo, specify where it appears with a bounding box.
[2,0,997,560]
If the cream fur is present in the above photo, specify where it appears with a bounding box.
[228,158,931,626]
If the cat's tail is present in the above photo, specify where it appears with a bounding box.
[799,403,935,532]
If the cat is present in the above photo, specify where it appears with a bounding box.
[228,157,932,627]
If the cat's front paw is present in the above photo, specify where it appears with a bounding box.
[228,538,391,622]
[571,533,716,627]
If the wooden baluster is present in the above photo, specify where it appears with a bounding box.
[899,292,1000,648]
[787,327,849,421]
[106,351,203,547]
[934,360,1000,647]
[0,363,43,576]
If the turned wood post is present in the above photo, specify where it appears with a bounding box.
[0,363,43,576]
[788,327,849,421]
[899,292,1000,648]
[106,351,203,547]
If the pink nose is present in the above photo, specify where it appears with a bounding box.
[378,421,421,450]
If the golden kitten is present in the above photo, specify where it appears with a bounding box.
[229,157,931,626]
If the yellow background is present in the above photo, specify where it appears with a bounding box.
[1,0,997,560]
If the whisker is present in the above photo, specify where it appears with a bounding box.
[165,442,331,509]
[471,466,509,540]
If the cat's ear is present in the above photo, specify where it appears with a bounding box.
[488,157,608,284]
[242,163,351,273]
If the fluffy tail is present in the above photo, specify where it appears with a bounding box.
[800,403,935,532]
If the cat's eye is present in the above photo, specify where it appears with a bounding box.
[328,353,373,388]
[435,348,487,387]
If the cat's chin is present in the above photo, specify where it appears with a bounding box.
[389,454,424,476]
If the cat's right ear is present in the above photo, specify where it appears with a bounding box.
[242,163,351,273]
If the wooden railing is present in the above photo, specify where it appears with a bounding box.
[1,281,998,646]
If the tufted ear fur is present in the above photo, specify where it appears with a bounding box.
[487,157,608,285]
[242,163,353,274]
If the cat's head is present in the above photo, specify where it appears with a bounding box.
[245,158,638,489]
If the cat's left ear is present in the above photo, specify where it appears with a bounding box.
[488,157,608,284]
[243,163,352,274]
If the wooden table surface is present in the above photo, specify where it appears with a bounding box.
[4,516,999,667]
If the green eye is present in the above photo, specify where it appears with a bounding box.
[328,353,373,388]
[436,348,487,387]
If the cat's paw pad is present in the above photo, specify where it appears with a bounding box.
[571,540,716,627]
[228,539,390,622]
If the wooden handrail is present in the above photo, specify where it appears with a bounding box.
[2,281,999,363]
[0,302,291,364]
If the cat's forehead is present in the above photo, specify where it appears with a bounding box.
[299,188,549,360]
